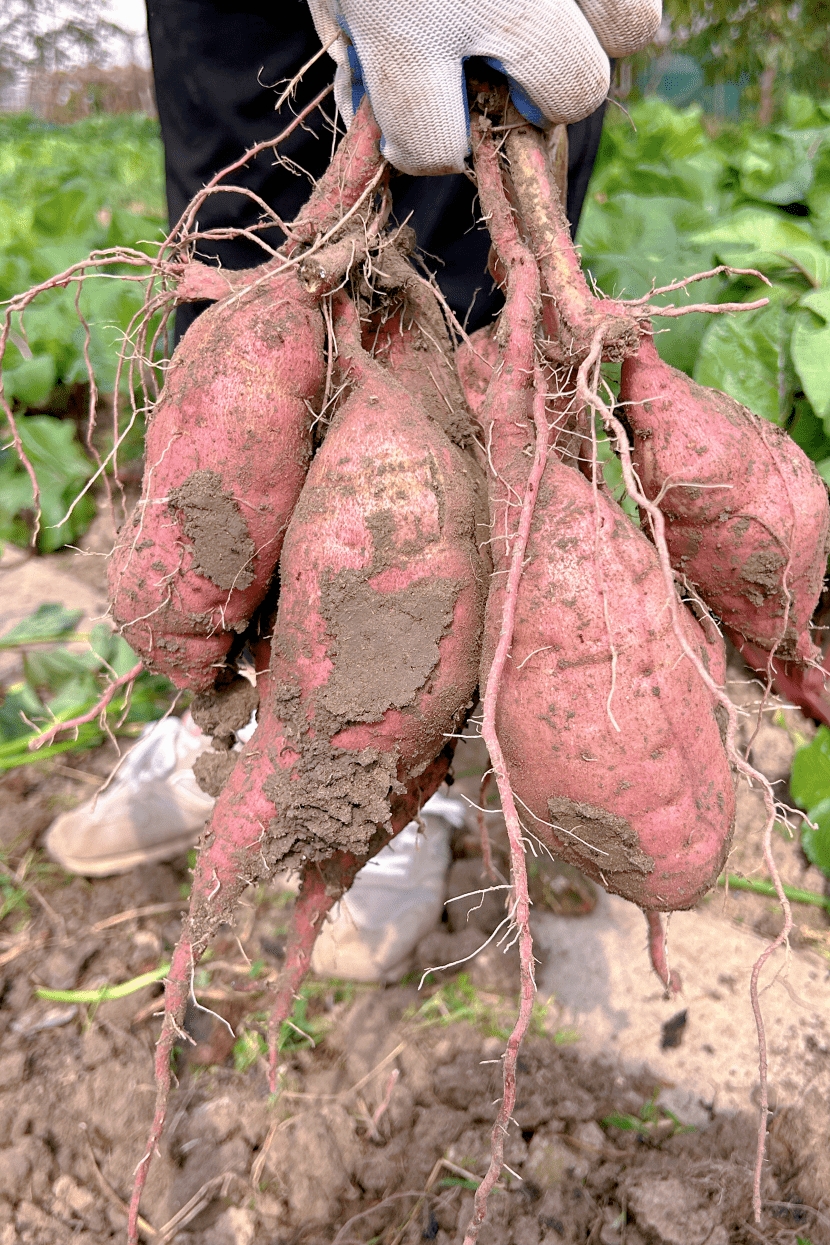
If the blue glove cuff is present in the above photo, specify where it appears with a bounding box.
[336,13,370,117]
[483,57,548,128]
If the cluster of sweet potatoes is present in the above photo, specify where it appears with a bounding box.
[117,96,830,1238]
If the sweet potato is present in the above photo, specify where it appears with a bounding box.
[456,325,499,429]
[129,286,488,1237]
[360,246,477,451]
[110,104,384,693]
[108,269,323,691]
[620,332,830,663]
[480,407,735,912]
[200,291,488,866]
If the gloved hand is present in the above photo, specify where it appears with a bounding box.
[306,0,661,177]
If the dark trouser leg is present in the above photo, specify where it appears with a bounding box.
[146,0,606,337]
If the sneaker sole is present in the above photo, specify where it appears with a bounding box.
[46,829,202,878]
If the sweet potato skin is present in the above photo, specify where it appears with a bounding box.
[456,326,499,430]
[108,271,324,691]
[620,335,830,663]
[483,449,735,912]
[201,296,488,869]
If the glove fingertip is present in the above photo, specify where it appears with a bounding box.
[333,63,357,126]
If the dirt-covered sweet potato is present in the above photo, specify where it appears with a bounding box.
[110,103,384,694]
[202,291,488,865]
[480,421,735,913]
[108,269,324,691]
[620,333,830,664]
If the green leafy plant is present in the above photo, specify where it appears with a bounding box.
[0,853,30,922]
[0,602,173,767]
[408,973,552,1041]
[0,843,69,926]
[603,1089,694,1139]
[583,93,830,476]
[1,110,164,553]
[233,1029,268,1074]
[0,111,164,395]
[790,726,830,876]
[275,979,360,1053]
[0,415,96,551]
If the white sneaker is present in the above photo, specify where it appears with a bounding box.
[44,712,216,876]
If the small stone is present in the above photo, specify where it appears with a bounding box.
[15,1201,68,1242]
[52,1174,95,1220]
[572,1121,606,1151]
[187,1096,239,1144]
[39,947,84,991]
[80,1027,110,1070]
[10,1005,77,1038]
[213,1206,257,1245]
[524,1130,571,1187]
[0,1053,25,1092]
[656,1087,711,1130]
[0,1148,31,1200]
[627,1177,719,1245]
[264,1112,354,1224]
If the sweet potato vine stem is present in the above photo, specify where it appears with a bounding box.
[464,114,547,1245]
[503,116,638,362]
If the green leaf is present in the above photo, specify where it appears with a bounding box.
[783,94,826,129]
[791,289,830,422]
[690,207,819,278]
[801,800,830,875]
[2,354,56,408]
[0,603,83,648]
[86,624,138,679]
[0,681,45,743]
[735,130,820,205]
[692,208,815,252]
[0,415,95,553]
[693,293,792,425]
[22,647,99,698]
[791,727,830,878]
[788,398,830,462]
[791,726,830,810]
[32,184,96,239]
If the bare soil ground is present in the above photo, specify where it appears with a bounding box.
[1,543,829,1245]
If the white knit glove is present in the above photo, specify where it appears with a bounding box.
[306,0,661,176]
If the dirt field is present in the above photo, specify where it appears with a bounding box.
[1,538,829,1245]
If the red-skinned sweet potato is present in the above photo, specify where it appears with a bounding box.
[480,405,735,912]
[202,291,488,865]
[361,247,476,450]
[456,325,499,429]
[110,104,384,693]
[620,333,830,663]
[108,269,323,691]
[129,284,488,1237]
